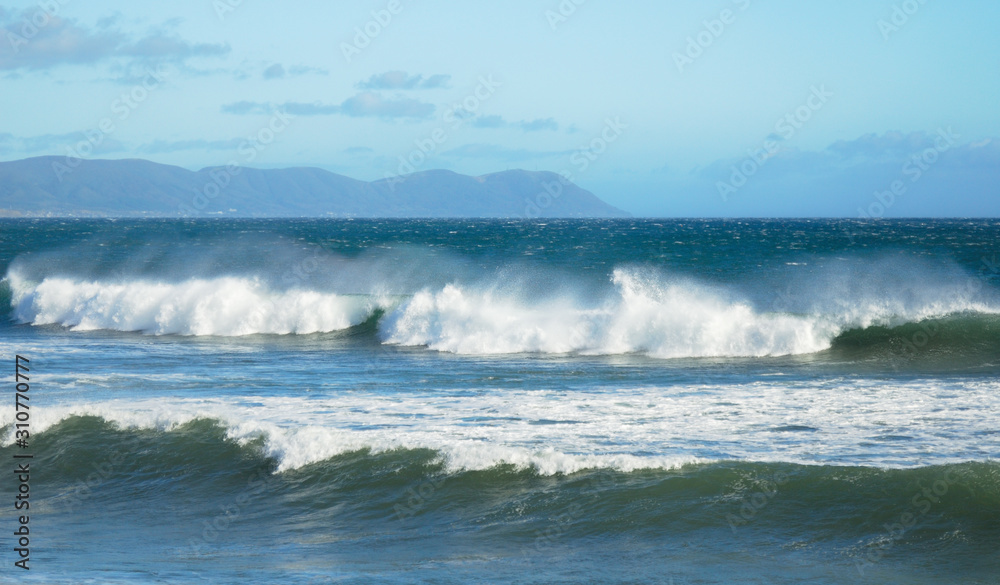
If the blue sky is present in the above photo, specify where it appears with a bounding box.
[1,0,998,216]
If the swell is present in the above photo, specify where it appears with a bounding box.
[830,314,1000,360]
[7,416,998,546]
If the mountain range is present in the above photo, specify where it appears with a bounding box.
[0,157,629,218]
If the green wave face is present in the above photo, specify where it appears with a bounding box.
[12,416,1000,546]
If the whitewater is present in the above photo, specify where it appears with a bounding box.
[6,261,998,358]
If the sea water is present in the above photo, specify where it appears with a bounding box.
[1,218,998,584]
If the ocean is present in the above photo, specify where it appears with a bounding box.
[1,218,998,584]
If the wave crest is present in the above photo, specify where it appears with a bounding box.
[5,262,998,358]
[7,271,383,336]
[380,269,837,357]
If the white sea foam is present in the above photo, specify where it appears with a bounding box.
[379,266,997,357]
[3,378,997,472]
[7,271,385,336]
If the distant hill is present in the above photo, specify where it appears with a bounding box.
[0,157,630,218]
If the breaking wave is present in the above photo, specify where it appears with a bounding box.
[5,260,999,358]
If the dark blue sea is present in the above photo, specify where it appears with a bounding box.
[1,218,998,584]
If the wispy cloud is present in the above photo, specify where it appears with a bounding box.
[0,131,126,155]
[222,93,435,119]
[136,138,243,154]
[471,115,559,132]
[262,62,327,80]
[121,32,227,65]
[472,115,506,129]
[694,130,1000,215]
[283,102,340,116]
[442,143,569,162]
[356,71,450,90]
[221,101,273,115]
[827,131,946,161]
[0,11,228,72]
[262,63,285,80]
[520,117,559,132]
[339,92,434,119]
[0,13,122,70]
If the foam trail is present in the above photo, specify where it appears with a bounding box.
[4,377,997,472]
[0,397,707,474]
[7,271,383,336]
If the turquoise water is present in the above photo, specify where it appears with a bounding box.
[1,219,998,584]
